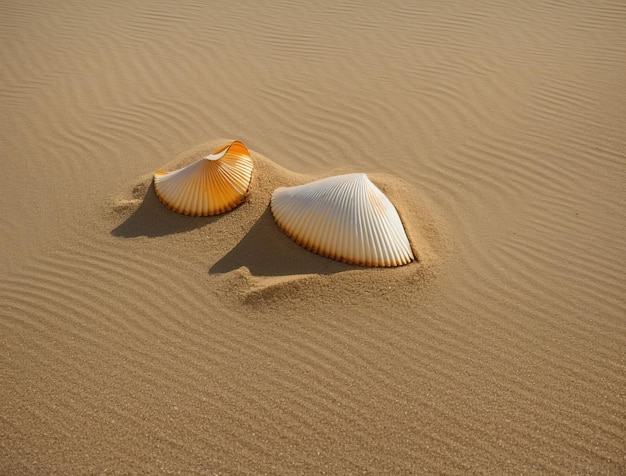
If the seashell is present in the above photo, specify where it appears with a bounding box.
[153,141,253,216]
[271,173,414,267]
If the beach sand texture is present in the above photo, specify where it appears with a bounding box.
[1,0,625,473]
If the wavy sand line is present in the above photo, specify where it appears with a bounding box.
[2,0,625,473]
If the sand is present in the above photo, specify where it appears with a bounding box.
[1,0,625,473]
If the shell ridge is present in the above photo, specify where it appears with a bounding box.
[352,174,371,264]
[195,163,212,215]
[377,192,413,264]
[318,179,341,258]
[361,178,385,265]
[225,155,253,191]
[339,175,361,262]
[372,183,398,266]
[211,164,232,213]
[325,177,351,260]
[353,181,366,264]
[355,176,370,265]
[200,163,209,215]
[216,160,252,196]
[366,178,408,266]
[293,188,323,249]
[161,172,189,213]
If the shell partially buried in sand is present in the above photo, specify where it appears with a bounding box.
[271,173,415,267]
[153,141,253,216]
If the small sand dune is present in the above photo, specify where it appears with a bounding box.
[111,142,444,308]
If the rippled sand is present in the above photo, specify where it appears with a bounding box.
[1,1,624,473]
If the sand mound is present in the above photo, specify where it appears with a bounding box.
[111,141,447,311]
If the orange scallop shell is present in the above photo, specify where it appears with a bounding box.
[153,141,253,216]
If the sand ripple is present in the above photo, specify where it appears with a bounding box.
[1,0,624,473]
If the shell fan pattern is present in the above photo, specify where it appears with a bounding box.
[153,141,253,216]
[270,173,415,267]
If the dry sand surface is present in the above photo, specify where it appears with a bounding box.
[1,0,625,473]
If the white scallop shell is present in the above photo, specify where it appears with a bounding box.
[153,141,253,216]
[271,173,414,267]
